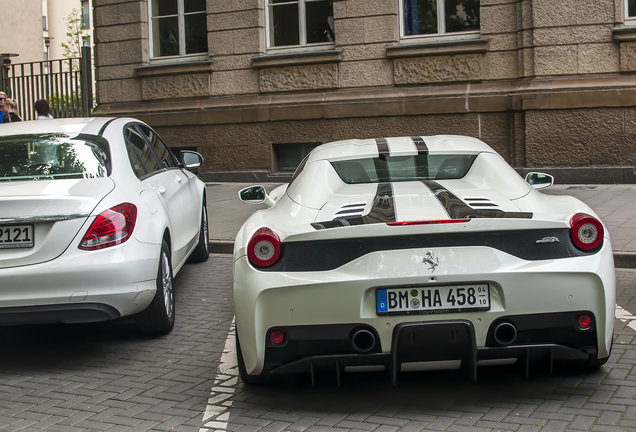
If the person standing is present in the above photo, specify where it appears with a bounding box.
[34,99,54,119]
[0,92,10,123]
[5,99,21,122]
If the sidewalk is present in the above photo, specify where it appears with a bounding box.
[206,183,636,268]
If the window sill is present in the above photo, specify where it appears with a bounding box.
[386,38,489,59]
[251,49,343,68]
[134,60,215,78]
[612,26,636,41]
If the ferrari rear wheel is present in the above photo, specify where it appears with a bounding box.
[136,240,175,334]
[187,199,209,263]
[236,330,267,385]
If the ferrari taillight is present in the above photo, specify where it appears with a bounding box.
[570,213,603,251]
[79,203,137,250]
[247,227,281,267]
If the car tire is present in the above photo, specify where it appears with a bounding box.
[187,200,209,263]
[136,240,175,334]
[236,330,267,385]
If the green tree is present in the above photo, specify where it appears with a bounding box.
[60,7,84,60]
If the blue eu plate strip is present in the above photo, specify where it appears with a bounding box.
[376,289,388,312]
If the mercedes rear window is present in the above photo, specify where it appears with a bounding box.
[331,154,477,184]
[0,133,110,182]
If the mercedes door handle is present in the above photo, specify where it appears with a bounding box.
[174,175,183,183]
[158,186,167,195]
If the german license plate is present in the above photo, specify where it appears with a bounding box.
[376,284,490,315]
[0,224,34,248]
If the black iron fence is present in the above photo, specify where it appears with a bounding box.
[0,46,93,121]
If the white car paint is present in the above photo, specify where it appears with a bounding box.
[0,117,208,331]
[234,135,616,383]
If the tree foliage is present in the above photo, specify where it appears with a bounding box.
[60,8,84,60]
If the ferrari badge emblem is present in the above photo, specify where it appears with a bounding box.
[423,251,439,272]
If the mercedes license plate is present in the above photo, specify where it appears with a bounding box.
[376,284,490,315]
[0,224,34,248]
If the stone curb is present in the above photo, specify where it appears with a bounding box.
[210,241,636,269]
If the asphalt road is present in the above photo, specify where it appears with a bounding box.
[1,256,636,431]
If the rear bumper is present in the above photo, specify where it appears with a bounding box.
[261,315,599,384]
[0,238,161,323]
[234,241,616,376]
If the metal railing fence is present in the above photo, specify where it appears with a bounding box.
[0,46,93,121]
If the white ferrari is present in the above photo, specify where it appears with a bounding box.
[0,117,208,334]
[234,135,615,385]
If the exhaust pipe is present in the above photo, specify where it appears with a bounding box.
[493,322,517,346]
[351,329,376,353]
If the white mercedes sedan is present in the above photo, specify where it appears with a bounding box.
[0,117,208,334]
[234,135,615,385]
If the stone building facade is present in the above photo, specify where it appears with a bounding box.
[93,0,636,183]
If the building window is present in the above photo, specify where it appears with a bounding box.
[150,0,208,59]
[627,0,636,23]
[273,142,320,171]
[81,0,90,29]
[267,0,335,49]
[402,0,479,38]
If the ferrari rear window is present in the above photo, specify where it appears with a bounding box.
[0,133,110,182]
[331,154,477,184]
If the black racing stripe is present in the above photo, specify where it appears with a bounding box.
[423,181,533,219]
[375,138,390,157]
[312,183,396,229]
[411,136,428,155]
[261,228,593,272]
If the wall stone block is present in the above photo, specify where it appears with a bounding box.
[578,43,619,74]
[207,0,260,14]
[208,10,262,32]
[94,5,120,27]
[142,74,212,100]
[342,43,388,61]
[335,18,365,46]
[119,40,146,65]
[120,79,143,102]
[364,15,398,43]
[576,0,614,25]
[480,3,519,35]
[212,69,260,95]
[533,0,576,28]
[336,0,396,18]
[339,60,393,88]
[484,51,519,80]
[117,2,144,24]
[533,25,613,46]
[534,45,577,75]
[394,54,482,84]
[259,64,338,92]
[488,34,518,51]
[95,23,146,43]
[620,42,636,72]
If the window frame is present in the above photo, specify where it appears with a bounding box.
[80,0,90,30]
[148,0,208,63]
[266,0,335,52]
[399,0,480,43]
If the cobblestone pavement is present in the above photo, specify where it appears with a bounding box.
[2,256,636,431]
